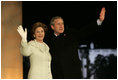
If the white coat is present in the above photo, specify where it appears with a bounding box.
[20,39,52,79]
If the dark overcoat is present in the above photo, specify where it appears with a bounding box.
[44,21,99,79]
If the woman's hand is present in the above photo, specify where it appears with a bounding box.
[17,25,27,42]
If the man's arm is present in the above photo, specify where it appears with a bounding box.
[68,7,106,42]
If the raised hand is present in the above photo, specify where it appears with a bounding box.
[99,7,106,21]
[17,25,27,42]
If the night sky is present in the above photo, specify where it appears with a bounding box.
[22,1,117,49]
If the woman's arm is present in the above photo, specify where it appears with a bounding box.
[20,41,32,56]
[17,25,32,56]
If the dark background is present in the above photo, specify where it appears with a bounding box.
[22,1,117,49]
[22,1,117,79]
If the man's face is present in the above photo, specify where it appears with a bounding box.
[51,18,64,36]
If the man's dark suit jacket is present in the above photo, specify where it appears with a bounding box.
[44,21,100,79]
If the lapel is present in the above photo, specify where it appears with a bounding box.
[34,39,49,53]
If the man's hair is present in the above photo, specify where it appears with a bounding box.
[50,16,64,26]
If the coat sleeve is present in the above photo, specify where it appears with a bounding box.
[67,21,100,42]
[20,41,32,56]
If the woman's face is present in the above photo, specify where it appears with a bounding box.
[34,27,45,43]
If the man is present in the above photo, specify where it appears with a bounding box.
[44,7,106,79]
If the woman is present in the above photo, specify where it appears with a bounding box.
[17,22,52,79]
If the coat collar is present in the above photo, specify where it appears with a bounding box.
[30,39,49,53]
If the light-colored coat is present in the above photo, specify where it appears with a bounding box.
[20,40,52,79]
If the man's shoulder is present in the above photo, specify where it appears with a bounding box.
[45,33,55,38]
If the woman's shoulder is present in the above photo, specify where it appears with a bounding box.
[28,40,36,46]
[43,42,48,46]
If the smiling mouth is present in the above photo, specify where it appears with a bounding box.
[38,36,43,38]
[59,29,63,30]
